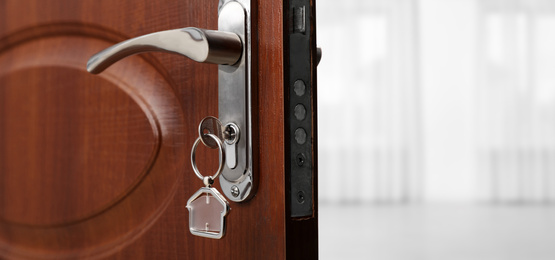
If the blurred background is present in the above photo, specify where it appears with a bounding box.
[317,0,555,259]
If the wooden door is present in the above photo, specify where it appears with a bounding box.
[0,0,318,259]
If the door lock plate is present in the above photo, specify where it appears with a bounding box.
[218,0,255,202]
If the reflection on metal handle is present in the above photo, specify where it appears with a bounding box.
[86,27,242,74]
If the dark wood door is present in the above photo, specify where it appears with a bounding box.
[0,0,317,259]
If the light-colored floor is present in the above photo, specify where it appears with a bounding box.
[319,203,555,260]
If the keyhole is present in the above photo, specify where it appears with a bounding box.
[223,123,240,144]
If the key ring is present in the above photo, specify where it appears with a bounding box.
[191,133,226,187]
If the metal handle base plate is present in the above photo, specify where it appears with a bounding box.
[218,0,255,202]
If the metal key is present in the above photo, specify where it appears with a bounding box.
[198,116,223,149]
[198,116,240,170]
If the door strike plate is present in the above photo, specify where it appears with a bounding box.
[217,0,255,202]
[288,0,315,217]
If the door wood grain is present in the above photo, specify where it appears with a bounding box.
[0,0,316,259]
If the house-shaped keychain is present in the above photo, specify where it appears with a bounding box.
[186,187,230,239]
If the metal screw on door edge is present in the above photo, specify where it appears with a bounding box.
[231,185,240,197]
[296,153,306,166]
[296,191,305,204]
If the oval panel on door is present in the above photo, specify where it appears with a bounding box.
[0,27,187,259]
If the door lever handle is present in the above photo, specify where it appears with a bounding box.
[85,0,255,204]
[86,27,242,74]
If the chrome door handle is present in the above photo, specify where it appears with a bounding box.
[87,28,242,74]
[86,0,255,203]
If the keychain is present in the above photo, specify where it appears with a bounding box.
[187,129,230,239]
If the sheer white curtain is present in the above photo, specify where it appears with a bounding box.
[318,0,555,204]
[318,0,421,203]
[477,0,555,202]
